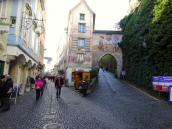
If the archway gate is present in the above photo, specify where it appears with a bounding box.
[92,51,122,77]
[92,31,123,77]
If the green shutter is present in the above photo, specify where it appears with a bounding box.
[0,61,4,76]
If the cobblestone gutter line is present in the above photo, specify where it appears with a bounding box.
[120,80,159,101]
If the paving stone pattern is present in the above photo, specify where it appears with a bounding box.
[0,70,172,129]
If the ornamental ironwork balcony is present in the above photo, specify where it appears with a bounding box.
[22,11,45,35]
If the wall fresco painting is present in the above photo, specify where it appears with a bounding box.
[92,34,122,53]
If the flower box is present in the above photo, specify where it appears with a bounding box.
[0,22,10,32]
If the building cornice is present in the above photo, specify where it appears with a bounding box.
[7,44,39,64]
[93,30,123,35]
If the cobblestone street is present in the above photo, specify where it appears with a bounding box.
[0,70,172,129]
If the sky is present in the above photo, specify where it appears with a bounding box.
[44,0,130,71]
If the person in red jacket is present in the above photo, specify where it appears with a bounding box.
[55,75,64,99]
[35,76,43,101]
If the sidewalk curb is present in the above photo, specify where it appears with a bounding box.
[119,80,159,101]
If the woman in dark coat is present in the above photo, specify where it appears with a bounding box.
[55,76,64,98]
[0,75,13,111]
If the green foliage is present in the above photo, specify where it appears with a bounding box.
[99,54,117,73]
[153,0,169,23]
[0,22,11,26]
[120,0,172,89]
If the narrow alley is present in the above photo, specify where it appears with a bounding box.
[0,0,172,129]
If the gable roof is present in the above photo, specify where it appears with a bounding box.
[70,0,95,15]
[93,30,123,35]
[68,0,96,29]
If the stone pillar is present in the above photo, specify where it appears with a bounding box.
[66,68,73,86]
[16,64,21,85]
[25,66,31,92]
[3,62,9,75]
[8,60,19,84]
[20,65,28,95]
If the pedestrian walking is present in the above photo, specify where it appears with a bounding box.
[114,69,118,78]
[102,67,105,72]
[35,76,43,101]
[45,77,48,89]
[30,77,35,89]
[55,75,64,99]
[121,70,126,80]
[0,74,13,111]
[41,77,46,96]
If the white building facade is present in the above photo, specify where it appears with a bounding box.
[0,0,46,94]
